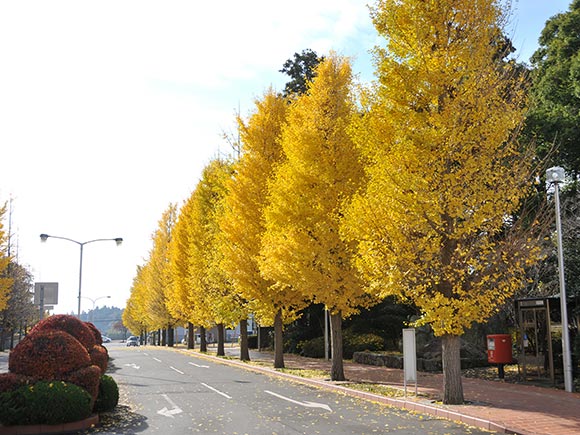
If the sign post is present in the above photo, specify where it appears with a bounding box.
[34,282,58,320]
[403,328,417,396]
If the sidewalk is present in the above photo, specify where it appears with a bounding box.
[204,347,580,435]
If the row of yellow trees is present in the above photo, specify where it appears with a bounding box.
[124,0,543,404]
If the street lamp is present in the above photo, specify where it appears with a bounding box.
[40,234,123,318]
[82,295,111,323]
[545,166,574,393]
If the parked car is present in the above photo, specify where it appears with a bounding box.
[101,336,112,343]
[126,336,140,347]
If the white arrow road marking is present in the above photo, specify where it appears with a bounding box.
[188,362,210,368]
[170,366,184,375]
[201,382,232,399]
[124,363,140,369]
[265,390,332,413]
[153,357,162,363]
[157,394,183,418]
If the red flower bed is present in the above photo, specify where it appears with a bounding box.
[30,314,96,351]
[9,330,91,379]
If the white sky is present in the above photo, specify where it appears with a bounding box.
[0,0,572,316]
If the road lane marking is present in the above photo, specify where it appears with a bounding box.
[201,382,232,399]
[124,363,140,369]
[157,394,183,418]
[265,390,332,412]
[153,357,162,362]
[170,366,184,374]
[188,362,210,368]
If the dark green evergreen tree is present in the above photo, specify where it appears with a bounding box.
[279,49,324,97]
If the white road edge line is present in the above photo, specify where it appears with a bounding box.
[201,382,232,399]
[170,366,185,375]
[264,390,332,412]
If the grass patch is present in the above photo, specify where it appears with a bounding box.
[276,367,329,378]
[342,383,409,398]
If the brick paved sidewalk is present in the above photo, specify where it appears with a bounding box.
[218,347,580,435]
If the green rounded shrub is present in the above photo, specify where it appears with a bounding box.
[0,381,92,426]
[298,331,384,359]
[298,336,326,358]
[93,375,119,413]
[343,331,384,359]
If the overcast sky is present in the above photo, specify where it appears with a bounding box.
[0,0,572,317]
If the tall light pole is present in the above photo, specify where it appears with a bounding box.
[82,295,111,323]
[40,234,123,318]
[545,167,574,392]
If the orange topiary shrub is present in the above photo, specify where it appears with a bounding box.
[85,322,103,345]
[30,314,96,351]
[4,314,111,416]
[0,373,29,394]
[9,330,91,379]
[89,345,109,375]
[65,365,102,405]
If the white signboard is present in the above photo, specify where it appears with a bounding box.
[403,328,417,396]
[34,282,59,305]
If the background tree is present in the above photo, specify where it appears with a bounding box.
[279,49,325,98]
[526,0,580,179]
[343,0,540,404]
[0,203,12,311]
[0,261,35,351]
[261,54,373,381]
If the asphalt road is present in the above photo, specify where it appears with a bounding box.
[95,343,492,435]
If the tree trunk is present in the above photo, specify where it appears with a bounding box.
[187,322,194,349]
[167,326,174,347]
[441,334,464,404]
[161,328,167,346]
[329,311,345,381]
[200,326,207,352]
[217,324,225,356]
[239,319,250,361]
[274,309,285,368]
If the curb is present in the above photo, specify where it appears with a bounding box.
[0,414,99,435]
[175,348,518,435]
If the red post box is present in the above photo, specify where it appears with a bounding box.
[487,334,513,364]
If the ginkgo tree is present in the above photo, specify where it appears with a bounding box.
[185,158,249,357]
[142,204,180,345]
[343,0,540,404]
[219,89,308,368]
[260,53,376,381]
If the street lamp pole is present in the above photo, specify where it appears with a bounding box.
[546,167,574,393]
[40,234,122,318]
[82,295,111,323]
